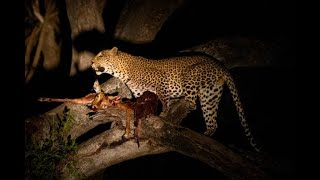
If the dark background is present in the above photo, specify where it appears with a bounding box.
[24,0,296,179]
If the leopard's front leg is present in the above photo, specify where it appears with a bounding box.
[156,82,171,117]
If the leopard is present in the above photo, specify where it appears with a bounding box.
[91,46,260,152]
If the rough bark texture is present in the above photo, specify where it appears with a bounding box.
[25,0,63,83]
[181,36,277,69]
[26,0,276,81]
[49,0,274,77]
[26,78,269,180]
[65,0,106,76]
[114,0,185,44]
[65,0,186,76]
[142,116,267,180]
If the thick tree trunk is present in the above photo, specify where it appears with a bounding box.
[114,0,185,44]
[181,36,277,69]
[25,0,69,83]
[65,0,106,76]
[64,0,273,76]
[27,0,275,80]
[26,78,268,179]
[65,0,185,76]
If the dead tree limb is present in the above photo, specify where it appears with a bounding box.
[25,77,269,179]
[26,96,268,180]
[25,0,62,84]
[142,114,267,180]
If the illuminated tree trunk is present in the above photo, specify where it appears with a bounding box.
[25,77,269,180]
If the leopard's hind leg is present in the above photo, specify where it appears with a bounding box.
[199,79,224,136]
[183,62,225,136]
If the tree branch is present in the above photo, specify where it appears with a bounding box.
[26,100,268,180]
[142,115,267,180]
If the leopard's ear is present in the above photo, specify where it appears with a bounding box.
[110,47,118,56]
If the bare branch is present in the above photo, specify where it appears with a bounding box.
[61,126,170,179]
[25,0,61,83]
[27,99,268,180]
[142,115,268,180]
[26,77,268,179]
[32,0,44,23]
[25,26,41,76]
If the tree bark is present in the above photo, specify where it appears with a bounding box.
[65,0,186,76]
[65,0,107,76]
[114,0,185,44]
[25,0,67,83]
[63,0,274,76]
[26,79,268,179]
[181,36,277,69]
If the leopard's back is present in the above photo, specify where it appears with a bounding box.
[92,47,260,152]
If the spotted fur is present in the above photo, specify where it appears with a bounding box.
[91,47,260,152]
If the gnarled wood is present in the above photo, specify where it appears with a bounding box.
[181,36,277,69]
[26,86,268,179]
[114,0,185,44]
[65,0,107,76]
[25,0,64,83]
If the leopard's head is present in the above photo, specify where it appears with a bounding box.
[91,47,128,80]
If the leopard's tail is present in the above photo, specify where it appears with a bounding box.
[225,72,261,152]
